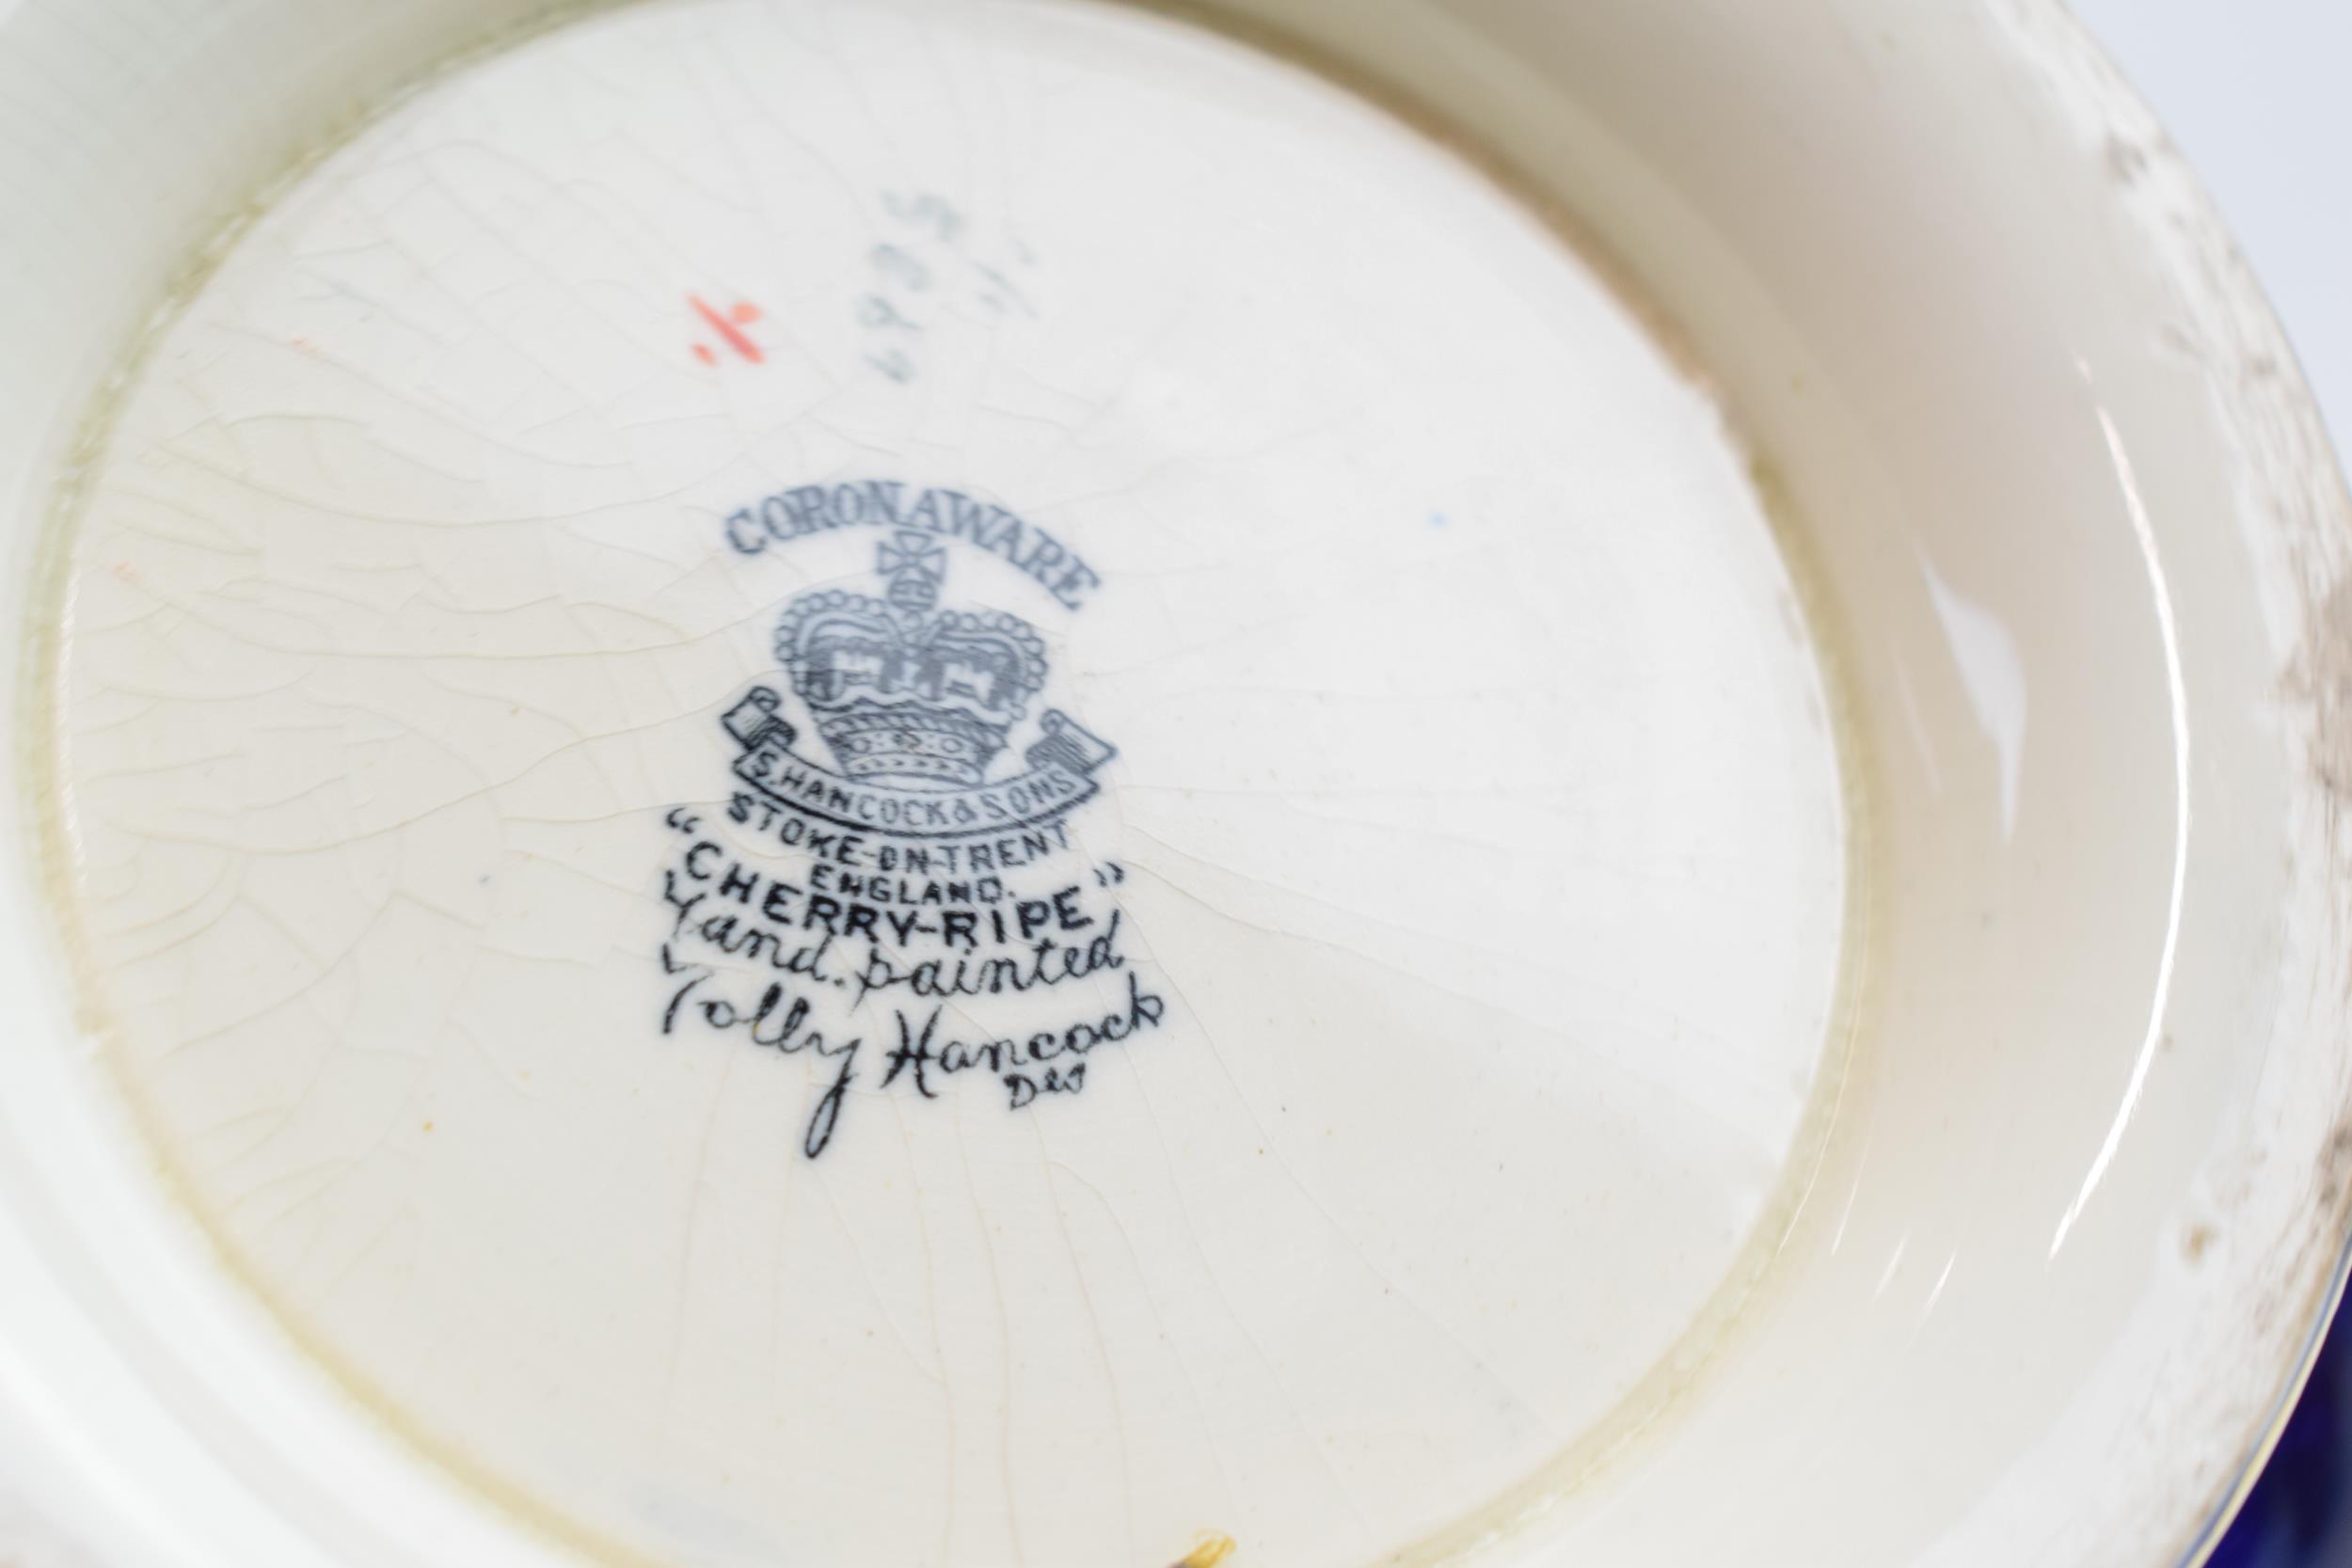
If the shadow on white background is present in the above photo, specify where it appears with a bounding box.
[2072,0,2352,447]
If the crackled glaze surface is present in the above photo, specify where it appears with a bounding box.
[40,2,1849,1564]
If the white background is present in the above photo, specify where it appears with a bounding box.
[2073,0,2352,452]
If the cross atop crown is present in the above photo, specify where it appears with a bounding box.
[879,531,947,615]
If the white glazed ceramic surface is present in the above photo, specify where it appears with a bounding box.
[0,4,2345,1568]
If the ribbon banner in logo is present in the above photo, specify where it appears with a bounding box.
[723,692,1117,840]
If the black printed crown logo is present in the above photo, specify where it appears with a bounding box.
[723,531,1116,829]
[773,531,1053,788]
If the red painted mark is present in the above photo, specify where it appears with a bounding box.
[692,343,717,366]
[691,293,763,364]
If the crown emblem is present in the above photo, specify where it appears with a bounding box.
[772,531,1050,789]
